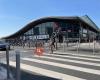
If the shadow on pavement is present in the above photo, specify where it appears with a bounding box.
[1,63,59,80]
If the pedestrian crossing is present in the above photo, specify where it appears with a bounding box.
[54,51,100,59]
[9,53,100,80]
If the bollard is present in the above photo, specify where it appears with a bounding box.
[93,40,95,55]
[77,40,80,54]
[89,40,90,48]
[50,45,53,54]
[49,39,53,54]
[55,38,58,50]
[16,51,20,80]
[77,41,79,54]
[63,36,65,52]
[66,39,68,47]
[6,45,10,80]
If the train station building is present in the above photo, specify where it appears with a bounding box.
[3,15,100,46]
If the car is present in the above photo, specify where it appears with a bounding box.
[0,41,10,50]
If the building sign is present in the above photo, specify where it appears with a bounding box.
[33,35,49,39]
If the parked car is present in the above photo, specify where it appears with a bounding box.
[0,41,10,50]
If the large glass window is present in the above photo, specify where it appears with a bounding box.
[83,28,87,34]
[34,25,39,35]
[60,22,67,31]
[45,22,53,36]
[83,33,87,37]
[82,28,88,38]
[23,21,81,39]
[40,23,46,34]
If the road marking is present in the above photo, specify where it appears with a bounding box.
[33,55,100,67]
[20,50,28,53]
[45,54,100,62]
[0,52,4,54]
[22,58,100,75]
[7,61,85,80]
[54,51,100,58]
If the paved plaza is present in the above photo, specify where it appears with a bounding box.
[0,42,100,80]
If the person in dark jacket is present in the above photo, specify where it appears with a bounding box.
[50,32,56,48]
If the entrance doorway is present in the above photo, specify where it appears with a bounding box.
[58,34,63,43]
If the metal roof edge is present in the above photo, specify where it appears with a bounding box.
[2,16,99,39]
[79,15,99,32]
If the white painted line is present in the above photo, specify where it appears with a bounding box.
[34,55,100,67]
[22,58,100,75]
[45,54,100,62]
[8,61,85,80]
[54,51,100,58]
[20,50,28,52]
[0,52,4,54]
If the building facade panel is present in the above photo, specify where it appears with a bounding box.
[3,16,99,46]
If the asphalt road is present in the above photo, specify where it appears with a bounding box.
[0,45,100,80]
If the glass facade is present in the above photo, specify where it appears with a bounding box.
[19,21,98,42]
[22,21,81,41]
[6,20,98,46]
